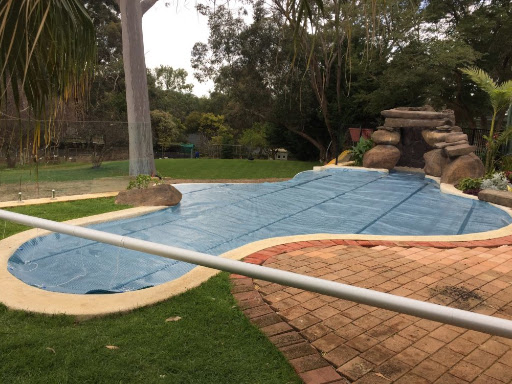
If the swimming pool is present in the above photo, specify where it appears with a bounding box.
[7,168,512,294]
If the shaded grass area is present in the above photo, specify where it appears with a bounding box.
[0,200,300,384]
[1,197,130,239]
[0,158,318,184]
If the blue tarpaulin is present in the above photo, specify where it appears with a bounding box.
[7,168,512,294]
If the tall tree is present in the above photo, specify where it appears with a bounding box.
[119,0,158,176]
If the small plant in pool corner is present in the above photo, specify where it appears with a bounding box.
[127,174,162,190]
[456,177,482,196]
[351,137,374,166]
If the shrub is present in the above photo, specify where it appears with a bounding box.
[351,138,374,166]
[457,177,482,191]
[127,174,152,190]
[481,172,509,191]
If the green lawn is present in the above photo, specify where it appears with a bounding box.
[0,159,318,184]
[0,199,300,384]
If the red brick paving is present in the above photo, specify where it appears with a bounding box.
[231,240,512,383]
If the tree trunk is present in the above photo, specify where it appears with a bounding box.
[120,0,156,176]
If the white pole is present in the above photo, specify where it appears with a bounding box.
[1,209,511,338]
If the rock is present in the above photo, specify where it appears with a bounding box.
[384,118,454,128]
[440,153,485,185]
[422,130,449,146]
[450,126,463,132]
[435,125,453,132]
[423,149,450,177]
[445,133,468,143]
[115,184,182,206]
[444,144,476,157]
[363,145,401,170]
[478,189,512,208]
[381,109,454,120]
[376,125,399,132]
[434,140,468,149]
[372,129,400,145]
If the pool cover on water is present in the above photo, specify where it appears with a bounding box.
[7,168,512,294]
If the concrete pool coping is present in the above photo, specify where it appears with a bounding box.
[2,166,512,317]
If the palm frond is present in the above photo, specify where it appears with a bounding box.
[461,66,497,95]
[0,0,96,116]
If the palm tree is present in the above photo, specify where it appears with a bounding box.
[461,67,512,173]
[0,0,96,116]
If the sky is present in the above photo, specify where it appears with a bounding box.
[142,1,214,97]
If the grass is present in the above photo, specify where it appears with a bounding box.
[0,199,301,384]
[0,158,318,184]
[1,197,131,239]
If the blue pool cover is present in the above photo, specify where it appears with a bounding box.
[7,168,512,294]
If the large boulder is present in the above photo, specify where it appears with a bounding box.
[363,145,401,170]
[440,153,485,185]
[423,149,450,177]
[116,184,182,206]
[372,129,400,145]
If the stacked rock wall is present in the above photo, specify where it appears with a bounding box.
[362,107,485,184]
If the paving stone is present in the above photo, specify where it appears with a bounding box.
[412,358,448,381]
[430,326,463,343]
[395,346,429,367]
[312,305,341,320]
[463,348,499,369]
[360,345,395,365]
[353,373,393,384]
[279,305,310,321]
[250,312,283,328]
[394,373,430,384]
[337,357,375,381]
[345,334,380,352]
[261,322,293,337]
[269,331,304,348]
[299,366,343,384]
[289,354,330,373]
[413,336,446,354]
[290,313,322,331]
[374,357,411,381]
[324,344,360,367]
[280,342,318,360]
[243,305,274,319]
[479,339,509,357]
[381,334,413,353]
[484,361,512,382]
[312,333,346,353]
[323,313,353,330]
[301,323,332,342]
[429,346,464,368]
[448,361,483,382]
[434,373,471,384]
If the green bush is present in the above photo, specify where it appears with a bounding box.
[127,174,152,190]
[456,177,482,191]
[351,138,374,166]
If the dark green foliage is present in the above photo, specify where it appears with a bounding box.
[351,138,374,166]
[456,177,482,192]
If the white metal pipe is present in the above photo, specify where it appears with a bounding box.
[1,208,512,338]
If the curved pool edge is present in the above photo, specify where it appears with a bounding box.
[3,167,512,317]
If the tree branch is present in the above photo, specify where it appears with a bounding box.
[141,0,159,15]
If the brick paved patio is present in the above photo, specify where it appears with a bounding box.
[231,241,512,384]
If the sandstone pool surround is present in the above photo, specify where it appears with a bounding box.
[2,166,512,317]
